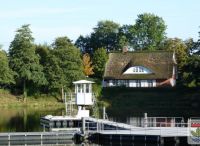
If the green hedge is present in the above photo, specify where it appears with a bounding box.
[102,87,200,118]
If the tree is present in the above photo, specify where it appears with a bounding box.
[0,50,14,87]
[117,25,132,49]
[35,44,51,66]
[75,35,92,54]
[82,53,94,77]
[184,38,195,55]
[90,20,120,52]
[181,55,200,87]
[93,48,108,78]
[161,38,188,68]
[193,30,200,55]
[9,24,46,100]
[130,13,167,50]
[45,36,84,100]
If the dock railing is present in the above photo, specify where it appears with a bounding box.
[84,118,189,137]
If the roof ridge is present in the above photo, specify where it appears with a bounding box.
[109,50,173,54]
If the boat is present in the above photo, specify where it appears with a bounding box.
[40,80,95,132]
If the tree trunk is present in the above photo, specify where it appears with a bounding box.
[23,79,27,102]
[61,86,64,102]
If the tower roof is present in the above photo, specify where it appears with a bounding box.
[73,80,95,84]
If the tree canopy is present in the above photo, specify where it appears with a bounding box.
[75,13,167,53]
[93,48,108,78]
[9,24,46,98]
[90,20,120,52]
[161,38,188,68]
[181,55,200,87]
[82,53,94,77]
[130,13,167,50]
[0,50,14,87]
[45,36,84,93]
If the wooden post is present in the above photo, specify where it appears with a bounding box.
[160,137,164,144]
[96,120,99,132]
[64,93,67,115]
[103,106,106,120]
[43,125,45,132]
[82,117,85,134]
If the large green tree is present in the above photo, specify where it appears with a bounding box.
[9,24,46,99]
[130,13,167,50]
[0,50,14,87]
[45,37,84,100]
[90,20,120,52]
[93,48,108,78]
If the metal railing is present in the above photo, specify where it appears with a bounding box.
[83,118,189,137]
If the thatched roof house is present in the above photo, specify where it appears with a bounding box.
[103,51,177,87]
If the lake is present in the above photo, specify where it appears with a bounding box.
[0,107,193,146]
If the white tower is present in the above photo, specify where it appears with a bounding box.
[73,80,95,118]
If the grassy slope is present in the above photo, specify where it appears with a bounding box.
[102,87,200,118]
[0,89,64,108]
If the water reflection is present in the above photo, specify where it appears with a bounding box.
[0,108,64,132]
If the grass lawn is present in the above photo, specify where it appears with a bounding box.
[0,89,64,108]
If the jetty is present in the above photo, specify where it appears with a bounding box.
[0,131,74,145]
[0,80,196,145]
[39,80,192,144]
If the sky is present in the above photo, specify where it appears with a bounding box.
[0,0,200,51]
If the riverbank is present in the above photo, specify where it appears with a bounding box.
[0,89,64,108]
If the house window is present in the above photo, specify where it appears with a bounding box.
[118,80,128,87]
[125,80,129,87]
[139,67,144,72]
[112,80,117,86]
[133,67,136,72]
[136,80,141,87]
[124,66,152,75]
[135,67,139,72]
[148,80,153,87]
[133,66,144,73]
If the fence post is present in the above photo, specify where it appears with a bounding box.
[82,117,85,135]
[144,113,148,128]
[103,106,106,120]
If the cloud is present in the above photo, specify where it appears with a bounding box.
[0,7,87,19]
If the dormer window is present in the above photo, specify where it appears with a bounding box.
[124,66,152,74]
[139,67,144,72]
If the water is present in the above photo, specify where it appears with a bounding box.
[0,107,64,132]
[0,107,193,145]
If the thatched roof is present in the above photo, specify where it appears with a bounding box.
[103,51,176,80]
